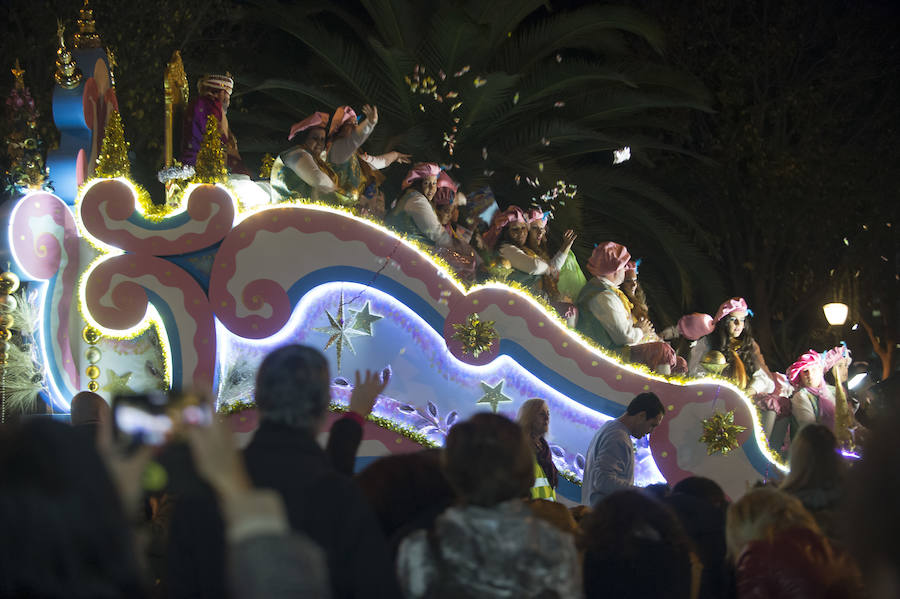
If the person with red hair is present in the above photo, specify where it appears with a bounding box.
[575,242,677,372]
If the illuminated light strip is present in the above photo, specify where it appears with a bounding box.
[8,192,78,409]
[75,254,173,389]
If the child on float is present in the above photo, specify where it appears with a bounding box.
[325,105,410,210]
[270,111,343,204]
[575,242,678,373]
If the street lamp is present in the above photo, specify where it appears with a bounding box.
[823,302,849,326]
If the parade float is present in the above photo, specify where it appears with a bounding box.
[1,6,786,502]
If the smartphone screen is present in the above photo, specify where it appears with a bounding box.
[113,392,212,447]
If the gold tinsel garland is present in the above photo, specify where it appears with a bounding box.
[699,410,747,455]
[193,114,227,184]
[258,153,275,179]
[94,110,131,178]
[452,313,498,357]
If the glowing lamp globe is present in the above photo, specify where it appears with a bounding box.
[701,350,727,375]
[823,302,849,326]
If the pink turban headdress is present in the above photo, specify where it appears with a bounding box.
[437,171,459,192]
[525,208,549,228]
[677,313,715,341]
[288,111,330,141]
[714,297,750,323]
[401,162,441,189]
[823,345,851,370]
[482,206,527,249]
[586,242,631,279]
[787,350,824,383]
[328,105,358,138]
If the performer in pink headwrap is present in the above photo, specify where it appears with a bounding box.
[691,298,777,395]
[490,207,577,294]
[386,162,448,245]
[181,73,249,175]
[788,350,835,439]
[270,111,341,204]
[575,242,677,372]
[325,105,410,210]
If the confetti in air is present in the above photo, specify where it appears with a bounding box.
[613,146,631,164]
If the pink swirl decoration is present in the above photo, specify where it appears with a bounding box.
[84,254,216,392]
[211,207,452,338]
[79,180,234,255]
[10,192,81,388]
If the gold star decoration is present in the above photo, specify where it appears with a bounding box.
[349,301,383,336]
[452,313,498,358]
[477,380,513,413]
[699,410,747,456]
[313,292,363,371]
[101,369,134,396]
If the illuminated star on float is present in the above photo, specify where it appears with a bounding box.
[101,369,134,395]
[477,380,513,413]
[348,301,383,336]
[313,292,363,371]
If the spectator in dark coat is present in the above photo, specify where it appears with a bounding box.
[244,345,400,599]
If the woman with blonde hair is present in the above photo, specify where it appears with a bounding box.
[516,398,558,501]
[726,487,861,598]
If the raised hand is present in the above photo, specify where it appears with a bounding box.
[562,229,577,247]
[349,368,391,417]
[391,151,412,165]
[361,104,378,126]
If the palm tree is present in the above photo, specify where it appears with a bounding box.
[230,0,725,322]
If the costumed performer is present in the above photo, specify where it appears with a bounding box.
[788,351,834,439]
[619,261,687,371]
[326,105,410,210]
[575,242,678,373]
[691,298,777,395]
[386,163,445,245]
[181,73,249,175]
[484,207,576,296]
[432,187,478,280]
[517,398,559,501]
[270,111,341,204]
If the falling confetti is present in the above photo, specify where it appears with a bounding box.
[514,174,521,185]
[538,162,544,172]
[554,101,565,108]
[513,92,520,104]
[483,169,495,176]
[450,102,462,112]
[474,77,487,88]
[482,147,488,160]
[541,137,550,146]
[454,65,471,77]
[613,147,631,164]
[843,238,849,246]
[556,53,563,63]
[446,91,458,99]
[439,70,446,80]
